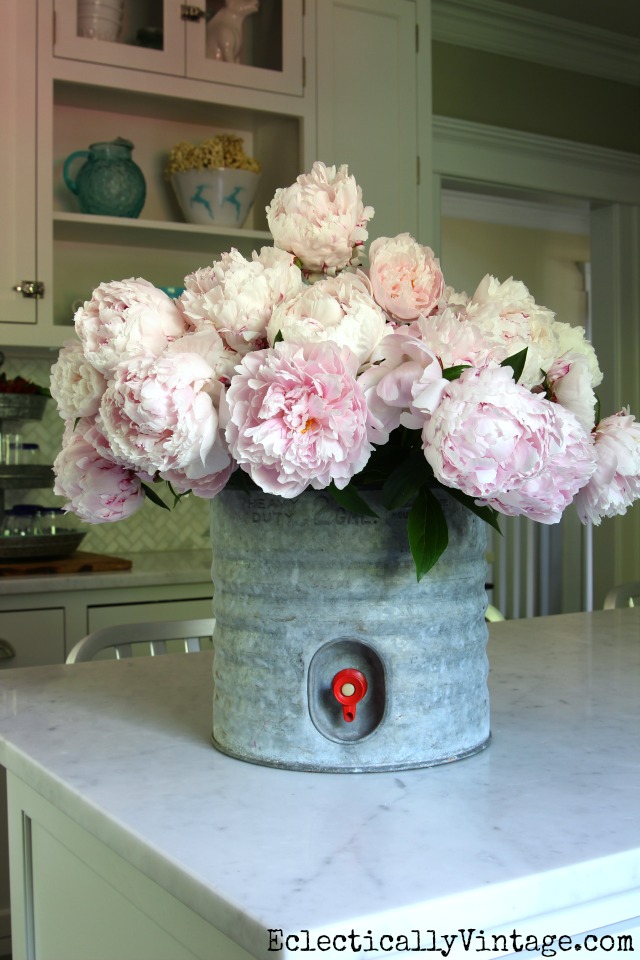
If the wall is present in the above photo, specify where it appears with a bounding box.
[432,42,640,155]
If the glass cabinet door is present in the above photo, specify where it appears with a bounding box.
[53,0,304,95]
[53,0,185,75]
[185,0,304,96]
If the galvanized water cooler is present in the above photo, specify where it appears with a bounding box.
[210,489,490,772]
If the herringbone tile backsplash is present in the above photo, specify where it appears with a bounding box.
[1,354,211,555]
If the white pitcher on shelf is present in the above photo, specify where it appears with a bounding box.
[206,0,259,63]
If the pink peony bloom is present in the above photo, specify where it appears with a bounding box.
[50,339,107,420]
[75,278,187,376]
[160,457,235,500]
[178,247,304,355]
[368,233,444,321]
[97,353,231,477]
[422,365,555,499]
[575,409,640,524]
[416,308,494,370]
[359,329,446,443]
[53,420,145,523]
[267,270,387,366]
[225,341,373,498]
[482,404,596,523]
[266,162,374,273]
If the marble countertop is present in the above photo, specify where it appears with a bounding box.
[0,548,212,596]
[0,609,639,959]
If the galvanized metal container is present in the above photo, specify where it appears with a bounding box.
[210,488,490,772]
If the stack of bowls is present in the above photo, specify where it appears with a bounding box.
[77,0,125,42]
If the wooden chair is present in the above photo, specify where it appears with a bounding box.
[66,618,216,663]
[603,583,640,609]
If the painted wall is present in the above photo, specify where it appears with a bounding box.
[433,42,640,155]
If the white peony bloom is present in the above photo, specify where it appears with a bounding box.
[267,270,387,367]
[75,278,187,376]
[179,247,304,355]
[552,321,603,387]
[464,275,559,388]
[266,161,374,273]
[50,339,107,421]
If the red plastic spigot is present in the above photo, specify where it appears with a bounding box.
[332,668,368,722]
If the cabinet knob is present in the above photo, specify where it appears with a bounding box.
[180,4,206,21]
[0,639,16,661]
[12,281,45,299]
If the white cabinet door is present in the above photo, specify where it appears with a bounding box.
[53,0,185,75]
[316,0,418,242]
[0,609,65,669]
[0,0,39,330]
[185,0,305,96]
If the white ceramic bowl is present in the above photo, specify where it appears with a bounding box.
[78,16,122,41]
[78,0,123,15]
[171,168,260,228]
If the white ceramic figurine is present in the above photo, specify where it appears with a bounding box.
[206,0,260,63]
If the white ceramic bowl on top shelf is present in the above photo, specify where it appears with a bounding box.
[171,168,260,229]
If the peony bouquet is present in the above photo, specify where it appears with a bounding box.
[51,162,640,578]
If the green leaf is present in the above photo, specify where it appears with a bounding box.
[273,330,284,344]
[594,392,601,427]
[382,449,430,510]
[408,486,449,581]
[500,347,528,383]
[141,482,171,511]
[439,485,502,535]
[327,482,378,518]
[441,364,471,381]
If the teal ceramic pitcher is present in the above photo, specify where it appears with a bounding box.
[63,138,146,218]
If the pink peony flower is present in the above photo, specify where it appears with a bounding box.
[416,308,494,370]
[75,278,187,376]
[97,353,231,477]
[267,270,387,366]
[358,329,446,443]
[266,162,374,273]
[50,339,107,420]
[160,457,235,500]
[225,341,373,497]
[575,409,640,524]
[368,233,444,321]
[422,365,555,499]
[53,420,145,523]
[178,247,304,355]
[482,404,596,523]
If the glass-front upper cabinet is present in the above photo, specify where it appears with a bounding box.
[53,0,304,96]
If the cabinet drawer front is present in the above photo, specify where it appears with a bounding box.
[87,597,212,633]
[0,609,65,668]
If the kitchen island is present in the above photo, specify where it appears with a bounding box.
[0,610,638,959]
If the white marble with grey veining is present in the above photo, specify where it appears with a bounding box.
[0,548,212,595]
[0,610,638,959]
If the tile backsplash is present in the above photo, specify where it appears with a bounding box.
[1,353,211,555]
